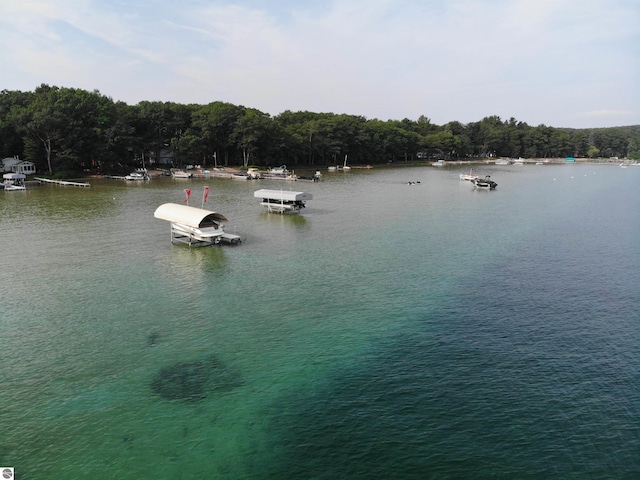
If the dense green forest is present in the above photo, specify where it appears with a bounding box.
[1,85,639,175]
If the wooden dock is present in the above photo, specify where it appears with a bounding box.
[35,177,91,187]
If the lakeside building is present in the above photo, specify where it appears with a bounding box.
[1,156,36,175]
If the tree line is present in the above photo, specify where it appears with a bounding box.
[1,84,639,175]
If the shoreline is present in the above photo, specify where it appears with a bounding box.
[22,157,636,185]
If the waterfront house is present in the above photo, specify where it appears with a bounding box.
[1,157,36,175]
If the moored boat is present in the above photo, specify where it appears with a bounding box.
[471,175,498,190]
[264,165,297,180]
[247,167,263,179]
[459,170,478,182]
[171,169,193,178]
[2,173,27,191]
[297,171,322,182]
[125,171,150,181]
[254,189,312,213]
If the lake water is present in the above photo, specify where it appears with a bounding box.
[1,164,639,479]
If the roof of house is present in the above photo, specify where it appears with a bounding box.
[2,158,34,165]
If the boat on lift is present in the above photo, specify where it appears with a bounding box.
[154,203,241,246]
[471,175,498,190]
[254,189,313,214]
[2,173,27,191]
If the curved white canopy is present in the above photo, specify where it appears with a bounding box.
[154,203,228,228]
[3,173,26,180]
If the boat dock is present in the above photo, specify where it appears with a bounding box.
[254,189,313,213]
[154,203,241,247]
[35,177,91,187]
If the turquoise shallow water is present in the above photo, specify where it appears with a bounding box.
[1,164,639,479]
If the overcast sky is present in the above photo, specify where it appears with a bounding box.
[1,0,638,128]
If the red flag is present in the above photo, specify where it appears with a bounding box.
[203,186,210,203]
[184,188,191,203]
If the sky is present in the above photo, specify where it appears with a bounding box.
[1,0,639,129]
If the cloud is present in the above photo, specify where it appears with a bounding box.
[583,109,636,119]
[0,0,638,127]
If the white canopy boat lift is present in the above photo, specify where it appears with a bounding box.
[154,203,241,246]
[253,189,313,214]
[2,173,27,191]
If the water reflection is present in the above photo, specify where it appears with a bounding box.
[1,184,119,223]
[257,211,308,227]
[159,243,230,278]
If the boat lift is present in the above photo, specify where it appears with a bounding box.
[253,189,313,214]
[154,203,241,246]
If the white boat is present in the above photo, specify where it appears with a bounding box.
[432,160,445,167]
[2,173,27,191]
[266,165,288,176]
[264,165,297,180]
[171,169,193,178]
[459,170,478,181]
[125,171,150,181]
[328,166,337,172]
[254,189,312,214]
[471,175,498,190]
[343,155,351,171]
[247,167,263,179]
[154,203,241,246]
[495,158,510,165]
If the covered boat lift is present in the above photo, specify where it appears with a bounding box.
[153,203,241,246]
[253,189,313,213]
[2,173,27,191]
